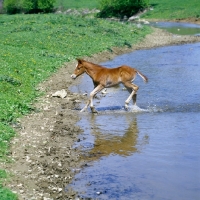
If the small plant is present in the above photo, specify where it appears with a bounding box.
[0,75,21,86]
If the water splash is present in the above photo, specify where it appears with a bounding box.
[76,105,162,113]
[127,105,149,113]
[146,104,164,113]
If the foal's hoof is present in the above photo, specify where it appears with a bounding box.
[125,104,129,111]
[90,107,98,114]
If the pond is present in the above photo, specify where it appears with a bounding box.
[149,21,200,36]
[69,43,200,200]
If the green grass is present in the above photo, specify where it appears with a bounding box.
[54,0,99,10]
[0,13,152,198]
[143,0,200,19]
[0,124,15,160]
[0,170,17,200]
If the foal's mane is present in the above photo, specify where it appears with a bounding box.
[76,58,105,69]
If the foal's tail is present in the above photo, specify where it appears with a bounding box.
[136,70,148,83]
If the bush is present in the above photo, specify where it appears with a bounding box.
[3,0,25,14]
[97,0,149,18]
[37,0,55,13]
[3,0,56,14]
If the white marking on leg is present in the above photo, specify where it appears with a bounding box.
[125,90,136,107]
[90,85,104,112]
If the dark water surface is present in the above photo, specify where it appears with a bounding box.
[69,43,200,199]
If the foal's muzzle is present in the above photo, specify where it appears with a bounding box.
[71,74,77,79]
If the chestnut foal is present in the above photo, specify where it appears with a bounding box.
[71,59,148,113]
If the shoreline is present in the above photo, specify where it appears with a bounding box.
[146,18,200,25]
[2,28,200,199]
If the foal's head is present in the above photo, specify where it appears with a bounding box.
[71,58,86,79]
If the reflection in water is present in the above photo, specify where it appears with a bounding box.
[70,113,200,200]
[85,115,148,160]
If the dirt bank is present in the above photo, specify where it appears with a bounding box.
[2,28,200,200]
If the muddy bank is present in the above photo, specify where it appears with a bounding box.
[2,28,200,200]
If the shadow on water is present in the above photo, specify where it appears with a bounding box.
[69,42,200,199]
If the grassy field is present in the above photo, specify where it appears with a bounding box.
[0,13,151,199]
[143,0,200,19]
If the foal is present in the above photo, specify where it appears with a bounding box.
[71,59,148,113]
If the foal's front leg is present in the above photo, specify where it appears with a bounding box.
[90,85,104,113]
[81,85,104,113]
[80,99,91,112]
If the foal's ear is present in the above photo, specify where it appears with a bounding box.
[76,58,82,64]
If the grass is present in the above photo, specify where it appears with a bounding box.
[0,13,152,198]
[143,0,200,19]
[0,170,17,200]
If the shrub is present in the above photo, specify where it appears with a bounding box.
[37,0,55,13]
[3,0,25,14]
[3,0,55,14]
[97,0,149,18]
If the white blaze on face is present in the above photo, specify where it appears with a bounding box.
[71,74,76,79]
[71,63,78,79]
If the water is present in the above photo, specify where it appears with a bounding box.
[69,43,200,199]
[149,21,200,36]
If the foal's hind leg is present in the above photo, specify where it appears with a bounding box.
[124,82,139,109]
[132,94,137,105]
